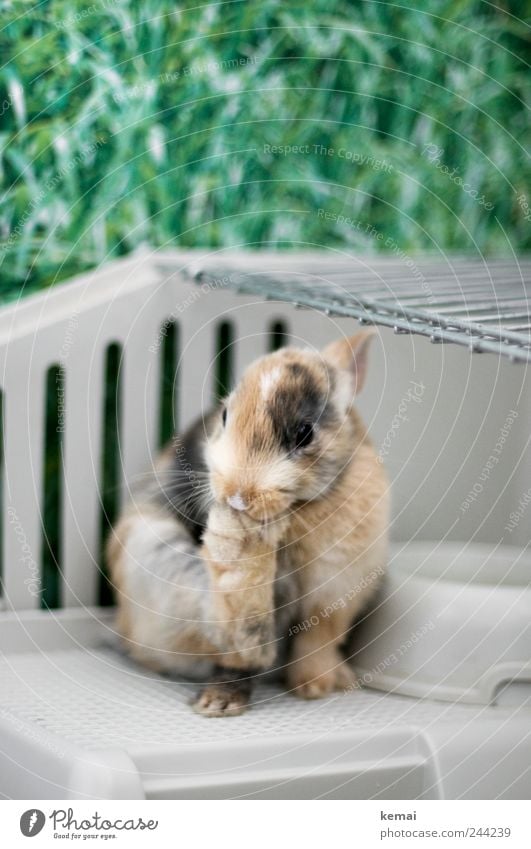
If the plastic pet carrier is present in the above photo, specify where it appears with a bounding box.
[0,249,529,799]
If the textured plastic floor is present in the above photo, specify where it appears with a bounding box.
[0,647,492,752]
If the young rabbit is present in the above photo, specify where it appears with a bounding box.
[107,330,389,716]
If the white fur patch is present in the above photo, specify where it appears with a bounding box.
[260,367,282,401]
[261,458,294,492]
[206,435,236,481]
[228,492,247,511]
[218,569,245,589]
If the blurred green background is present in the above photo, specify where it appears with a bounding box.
[1,0,530,304]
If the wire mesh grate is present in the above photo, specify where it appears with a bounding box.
[182,256,531,363]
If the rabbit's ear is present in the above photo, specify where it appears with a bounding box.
[321,329,376,395]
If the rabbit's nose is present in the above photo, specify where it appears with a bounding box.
[227,492,248,512]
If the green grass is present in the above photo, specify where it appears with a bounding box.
[1,0,530,302]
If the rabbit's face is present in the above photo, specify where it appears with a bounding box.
[205,332,375,522]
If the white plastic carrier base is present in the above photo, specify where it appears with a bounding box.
[1,596,530,800]
[0,249,530,800]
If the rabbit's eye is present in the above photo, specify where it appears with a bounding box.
[221,406,227,426]
[295,421,314,449]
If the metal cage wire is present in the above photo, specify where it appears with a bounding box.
[182,257,531,363]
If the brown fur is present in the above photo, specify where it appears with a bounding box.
[285,412,388,695]
[107,330,389,714]
[201,504,289,669]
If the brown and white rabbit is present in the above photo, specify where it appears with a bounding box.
[107,330,389,716]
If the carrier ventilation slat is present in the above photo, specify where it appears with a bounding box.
[184,259,531,363]
[99,342,123,606]
[214,321,234,400]
[159,320,179,447]
[41,365,63,609]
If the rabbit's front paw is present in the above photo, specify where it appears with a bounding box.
[203,503,278,670]
[203,502,263,564]
[288,654,358,699]
[231,618,277,668]
[204,503,289,565]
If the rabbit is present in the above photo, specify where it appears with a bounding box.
[107,329,389,716]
